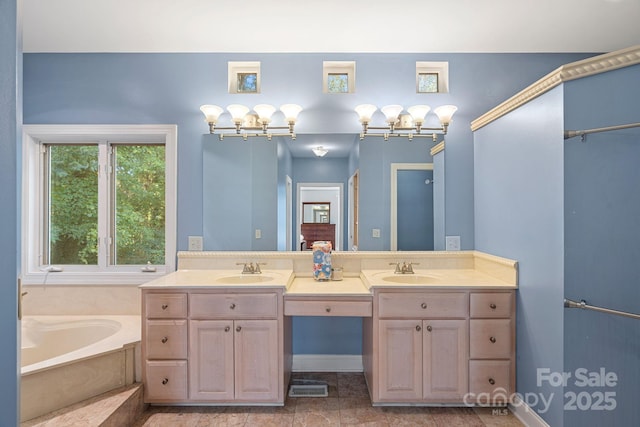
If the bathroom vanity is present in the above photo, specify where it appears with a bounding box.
[140,251,517,407]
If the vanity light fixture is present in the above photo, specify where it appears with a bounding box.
[200,103,302,140]
[312,146,329,157]
[354,104,457,142]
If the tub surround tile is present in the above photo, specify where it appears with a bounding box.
[21,383,143,427]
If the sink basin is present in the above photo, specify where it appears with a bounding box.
[214,275,275,284]
[378,275,437,284]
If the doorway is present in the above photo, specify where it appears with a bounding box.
[390,163,434,251]
[297,183,343,251]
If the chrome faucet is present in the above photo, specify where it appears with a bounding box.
[237,262,265,274]
[390,261,419,274]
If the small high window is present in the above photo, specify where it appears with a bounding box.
[323,61,355,94]
[416,62,449,93]
[228,62,261,94]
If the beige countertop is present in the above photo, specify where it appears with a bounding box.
[286,277,371,297]
[140,267,516,293]
[360,269,517,290]
[139,269,294,289]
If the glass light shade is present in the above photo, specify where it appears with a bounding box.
[354,104,377,123]
[434,105,458,125]
[407,105,431,124]
[226,104,250,122]
[200,105,224,123]
[280,104,303,122]
[381,105,404,123]
[312,146,328,157]
[253,104,276,122]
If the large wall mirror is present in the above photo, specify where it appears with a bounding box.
[303,202,330,223]
[202,134,443,251]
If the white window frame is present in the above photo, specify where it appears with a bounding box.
[21,124,177,285]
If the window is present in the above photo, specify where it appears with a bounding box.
[22,125,177,285]
[416,61,449,93]
[323,61,356,94]
[228,61,261,94]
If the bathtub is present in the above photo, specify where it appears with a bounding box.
[20,315,141,422]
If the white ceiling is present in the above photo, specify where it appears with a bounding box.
[22,0,640,53]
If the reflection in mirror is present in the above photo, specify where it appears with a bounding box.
[303,202,330,223]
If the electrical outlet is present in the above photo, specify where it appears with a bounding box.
[255,229,262,239]
[188,236,203,251]
[445,236,461,251]
[372,228,381,238]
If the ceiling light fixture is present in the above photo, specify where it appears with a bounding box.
[355,104,457,142]
[200,103,302,140]
[312,146,328,157]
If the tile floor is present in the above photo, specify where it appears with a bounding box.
[133,373,525,427]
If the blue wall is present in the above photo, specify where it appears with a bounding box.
[1,0,19,424]
[474,62,640,426]
[474,88,567,426]
[562,64,640,427]
[23,52,593,254]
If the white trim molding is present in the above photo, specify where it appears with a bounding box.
[509,394,551,427]
[471,45,640,131]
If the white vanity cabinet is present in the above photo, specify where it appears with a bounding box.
[468,291,516,404]
[189,292,282,403]
[142,292,189,402]
[373,291,469,403]
[366,288,516,406]
[141,287,287,405]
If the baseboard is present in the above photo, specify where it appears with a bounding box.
[509,395,550,427]
[292,354,363,372]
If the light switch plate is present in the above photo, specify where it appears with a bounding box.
[372,228,381,238]
[255,229,262,239]
[188,236,203,251]
[445,236,461,251]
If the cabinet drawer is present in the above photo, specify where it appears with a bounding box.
[145,360,188,401]
[145,320,188,359]
[470,292,513,318]
[470,319,512,359]
[378,292,467,318]
[145,293,188,319]
[190,293,278,319]
[285,300,372,317]
[469,360,511,403]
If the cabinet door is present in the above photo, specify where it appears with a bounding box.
[378,319,422,401]
[189,320,234,401]
[423,319,468,400]
[234,319,280,402]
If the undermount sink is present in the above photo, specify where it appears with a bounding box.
[214,275,276,284]
[378,275,438,284]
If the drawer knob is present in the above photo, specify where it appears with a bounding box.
[236,326,242,332]
[161,336,168,344]
[489,303,497,309]
[426,325,432,332]
[230,303,236,310]
[161,304,169,310]
[421,302,427,309]
[489,336,497,343]
[325,307,331,313]
[224,326,230,332]
[162,378,169,385]
[488,378,495,385]
[416,325,423,332]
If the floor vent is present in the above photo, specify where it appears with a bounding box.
[288,380,329,398]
